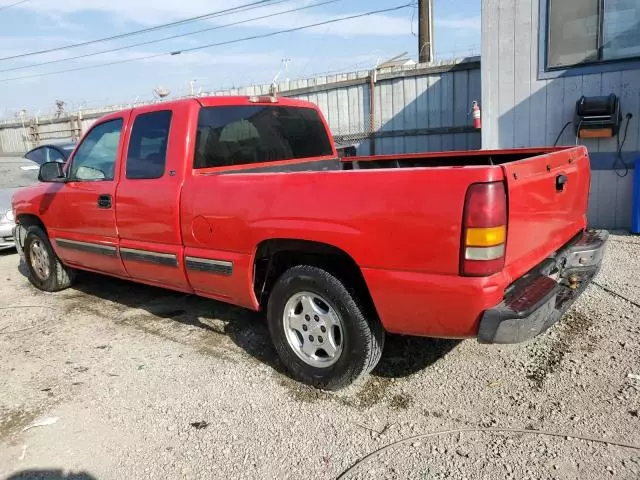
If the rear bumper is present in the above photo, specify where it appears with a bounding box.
[478,229,608,344]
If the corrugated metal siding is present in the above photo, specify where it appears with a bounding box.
[481,0,640,230]
[0,125,27,153]
[588,171,634,229]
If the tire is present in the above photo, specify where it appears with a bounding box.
[23,225,75,292]
[267,265,384,390]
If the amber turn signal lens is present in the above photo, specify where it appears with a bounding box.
[465,226,506,247]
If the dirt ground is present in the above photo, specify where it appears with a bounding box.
[1,233,639,479]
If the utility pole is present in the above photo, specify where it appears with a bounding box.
[418,0,433,63]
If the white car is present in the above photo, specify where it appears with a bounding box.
[0,157,40,250]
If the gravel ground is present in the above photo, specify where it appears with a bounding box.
[0,232,639,479]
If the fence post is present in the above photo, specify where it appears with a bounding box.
[28,117,39,149]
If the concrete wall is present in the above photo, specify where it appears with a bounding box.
[0,59,482,156]
[481,0,640,230]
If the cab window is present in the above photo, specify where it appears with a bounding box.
[126,110,172,179]
[194,105,333,168]
[68,119,123,181]
[47,147,66,163]
[24,148,46,165]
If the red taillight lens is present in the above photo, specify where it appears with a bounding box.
[464,182,507,227]
[461,182,507,277]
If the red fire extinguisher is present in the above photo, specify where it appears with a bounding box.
[471,100,482,129]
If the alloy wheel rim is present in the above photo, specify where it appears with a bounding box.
[29,240,50,281]
[282,291,344,368]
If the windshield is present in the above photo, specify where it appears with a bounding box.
[0,159,40,189]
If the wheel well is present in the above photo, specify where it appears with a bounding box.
[253,239,376,315]
[16,214,46,233]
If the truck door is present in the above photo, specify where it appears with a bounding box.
[48,115,128,276]
[114,103,191,291]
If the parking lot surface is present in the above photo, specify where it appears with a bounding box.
[1,233,639,479]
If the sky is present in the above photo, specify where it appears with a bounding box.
[0,0,480,119]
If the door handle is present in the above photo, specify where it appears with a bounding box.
[97,194,112,209]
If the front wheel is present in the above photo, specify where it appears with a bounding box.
[23,226,75,292]
[267,265,384,390]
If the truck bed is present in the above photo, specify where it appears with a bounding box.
[341,147,571,169]
[342,145,590,287]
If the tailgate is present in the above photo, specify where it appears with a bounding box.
[502,146,590,280]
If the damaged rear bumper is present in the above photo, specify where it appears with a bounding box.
[478,230,608,344]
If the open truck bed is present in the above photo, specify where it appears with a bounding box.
[343,146,591,286]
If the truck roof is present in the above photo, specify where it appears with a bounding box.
[94,95,321,125]
[197,95,318,109]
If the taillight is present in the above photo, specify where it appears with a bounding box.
[461,182,507,277]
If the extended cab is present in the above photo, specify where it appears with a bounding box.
[12,95,608,389]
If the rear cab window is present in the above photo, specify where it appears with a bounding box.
[194,105,334,169]
[126,110,172,179]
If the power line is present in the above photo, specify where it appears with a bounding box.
[0,3,414,83]
[0,0,282,61]
[0,0,342,74]
[0,0,30,12]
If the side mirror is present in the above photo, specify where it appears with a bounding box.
[38,161,66,183]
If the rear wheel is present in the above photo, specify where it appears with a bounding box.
[267,265,384,390]
[23,226,75,292]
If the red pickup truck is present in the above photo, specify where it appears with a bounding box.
[11,95,608,390]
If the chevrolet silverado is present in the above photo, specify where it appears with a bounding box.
[11,95,608,389]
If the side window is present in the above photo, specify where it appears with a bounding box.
[126,110,172,179]
[46,148,66,163]
[69,119,123,181]
[194,105,333,169]
[25,148,46,165]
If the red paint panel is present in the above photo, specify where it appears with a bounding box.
[181,166,504,276]
[115,100,199,291]
[362,267,505,337]
[39,110,131,277]
[49,229,125,276]
[117,238,190,290]
[502,147,590,283]
[183,246,257,310]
